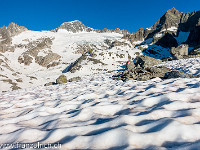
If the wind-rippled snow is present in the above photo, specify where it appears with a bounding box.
[1,70,200,149]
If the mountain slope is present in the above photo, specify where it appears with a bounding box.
[0,23,139,92]
[0,8,200,92]
[123,7,200,59]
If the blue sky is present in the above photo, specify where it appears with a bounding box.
[1,0,200,32]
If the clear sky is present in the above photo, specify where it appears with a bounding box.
[1,0,200,32]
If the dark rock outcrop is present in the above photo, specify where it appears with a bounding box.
[155,33,178,48]
[164,70,199,79]
[65,54,87,73]
[186,26,200,47]
[44,82,57,86]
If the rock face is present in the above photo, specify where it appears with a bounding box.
[0,22,27,40]
[65,54,87,73]
[0,22,27,53]
[186,26,200,47]
[171,44,189,59]
[36,53,61,67]
[18,54,33,66]
[18,37,61,67]
[155,33,178,48]
[113,56,166,81]
[100,28,129,35]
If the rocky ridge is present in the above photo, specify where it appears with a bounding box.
[123,7,200,45]
[123,7,200,59]
[52,20,129,35]
[0,22,27,53]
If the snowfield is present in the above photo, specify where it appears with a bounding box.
[1,57,200,149]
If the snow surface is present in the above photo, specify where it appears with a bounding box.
[0,57,200,149]
[161,26,178,32]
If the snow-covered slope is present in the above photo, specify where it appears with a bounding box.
[0,28,140,92]
[0,57,200,149]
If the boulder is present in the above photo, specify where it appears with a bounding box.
[68,76,81,82]
[44,82,57,86]
[164,70,199,79]
[56,74,67,84]
[126,60,135,71]
[135,55,162,68]
[171,44,189,59]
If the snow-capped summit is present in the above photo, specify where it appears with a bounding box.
[53,20,94,33]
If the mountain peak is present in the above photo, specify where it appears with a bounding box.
[61,20,82,25]
[167,7,177,12]
[0,22,27,39]
[165,7,181,15]
[54,20,93,33]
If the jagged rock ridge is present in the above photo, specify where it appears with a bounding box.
[52,20,129,35]
[0,22,28,52]
[123,7,200,47]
